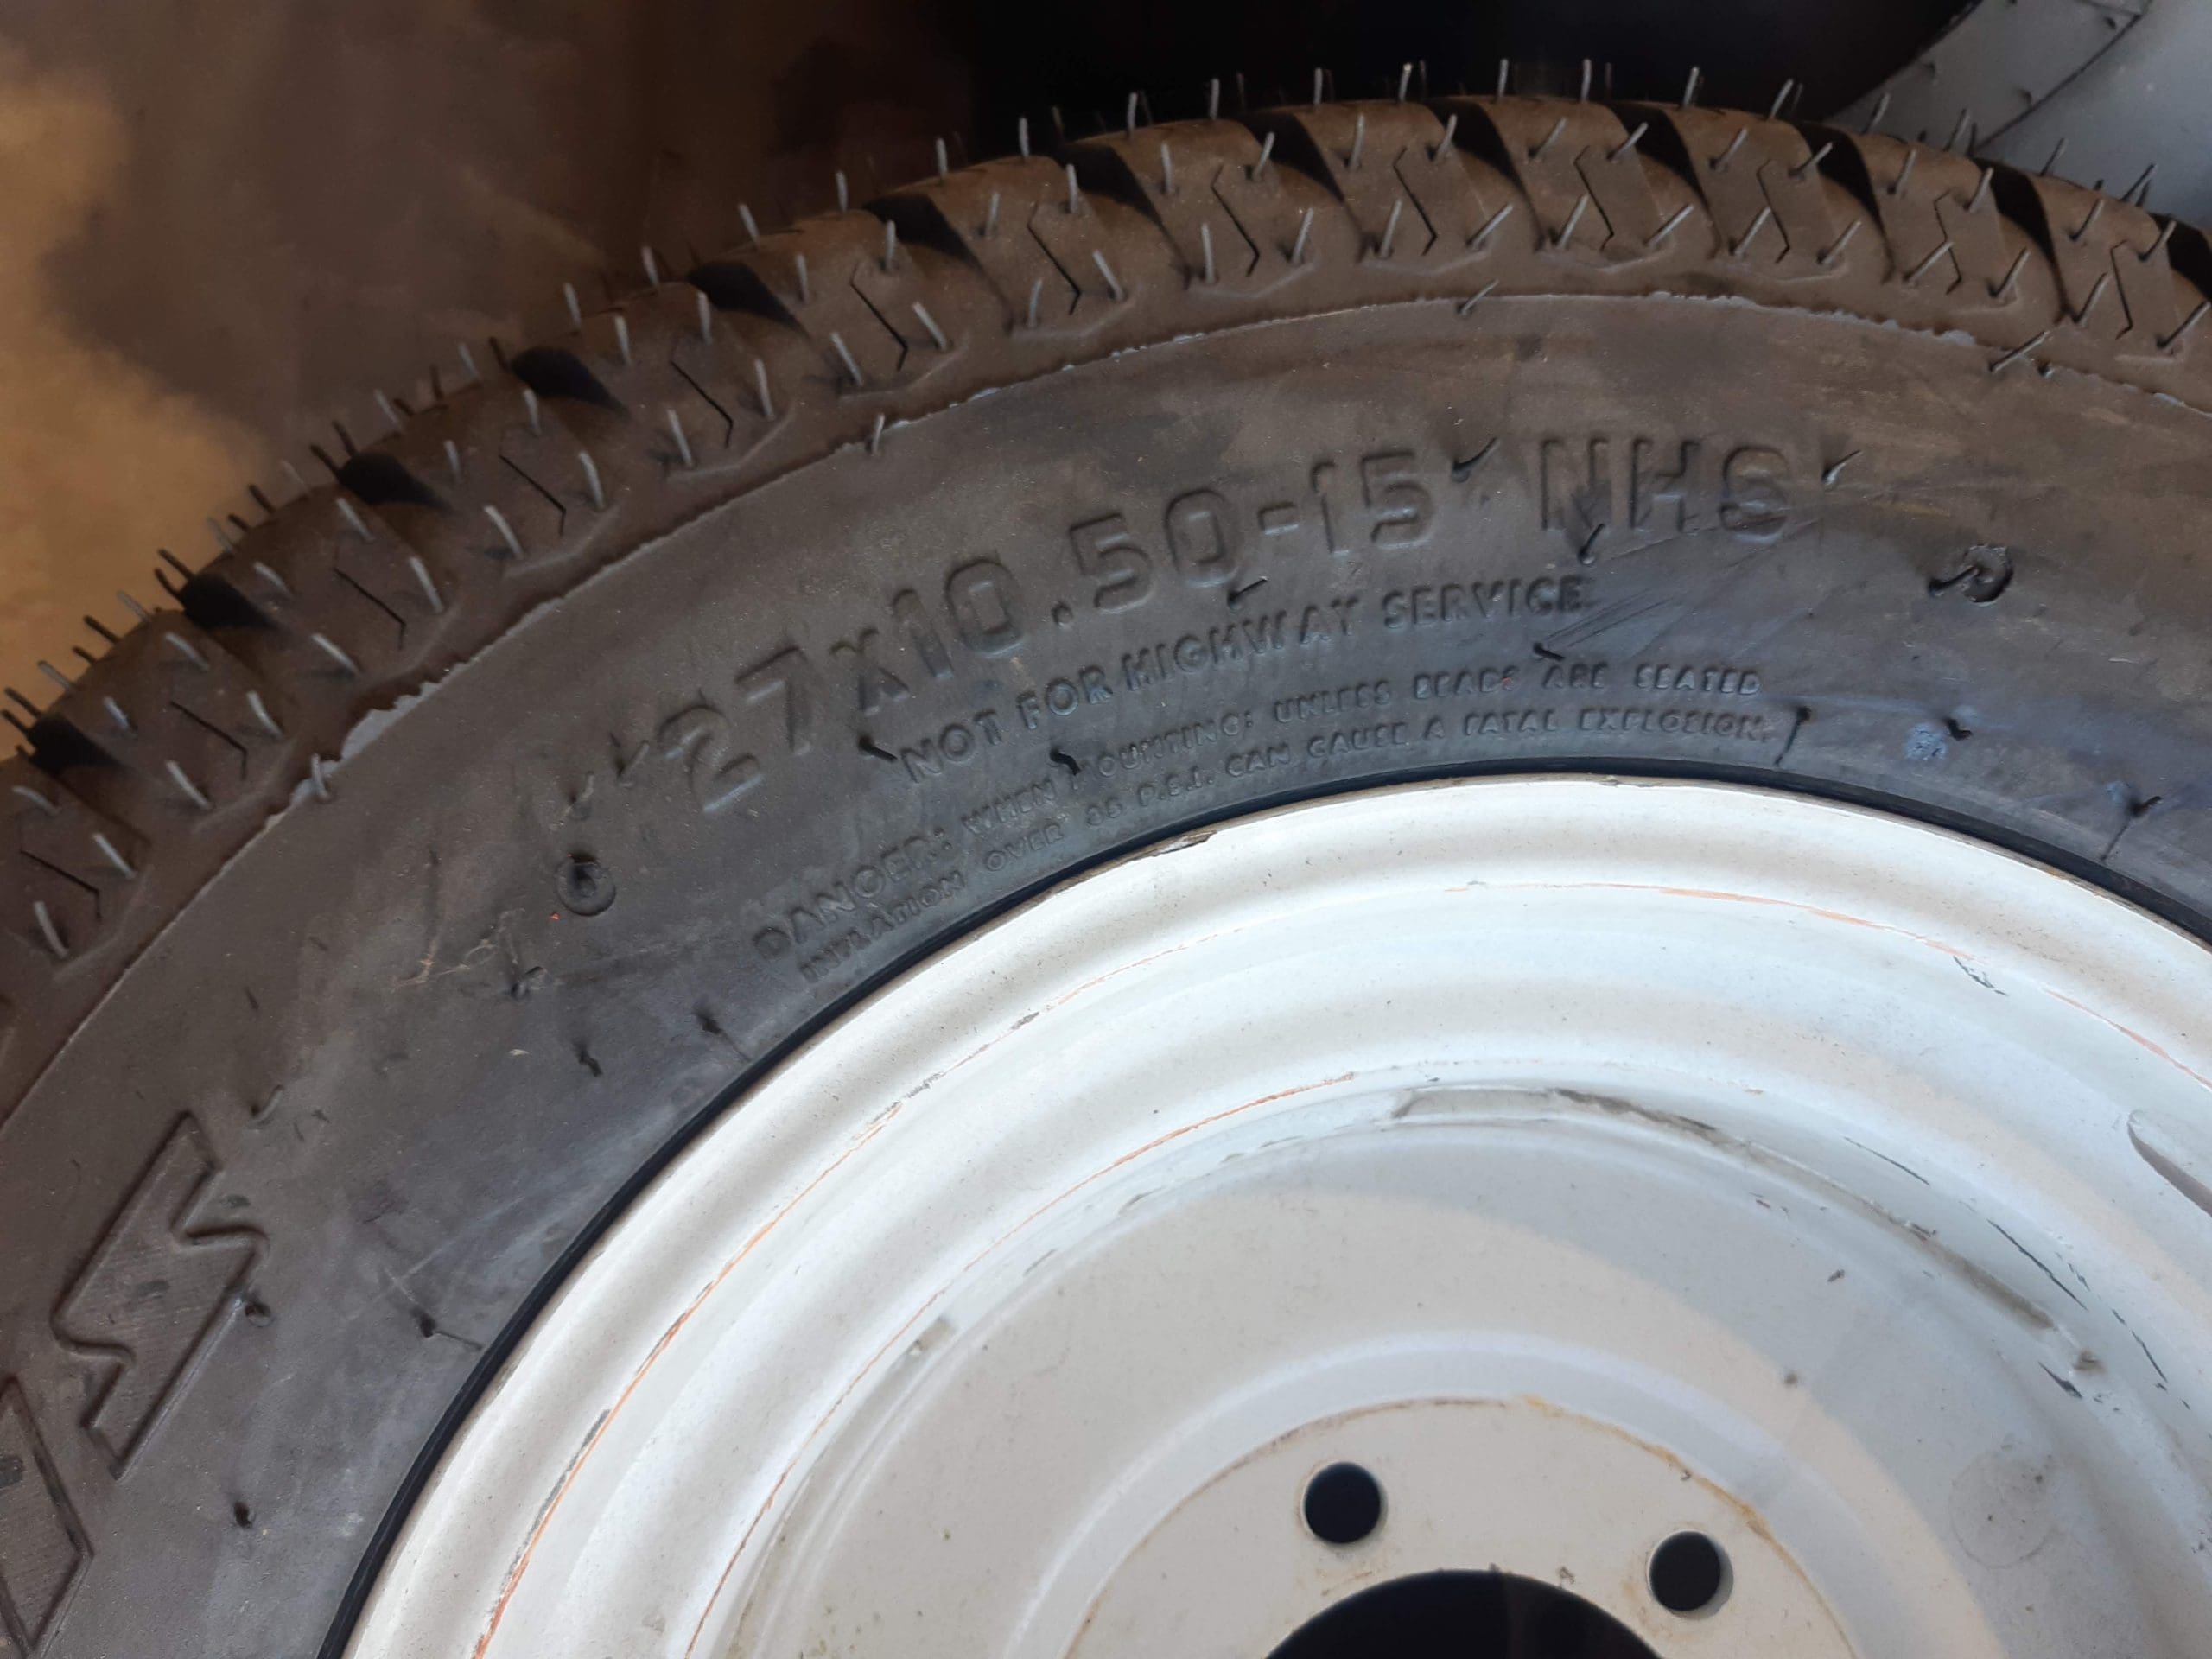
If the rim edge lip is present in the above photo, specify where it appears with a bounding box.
[347,774,2212,1659]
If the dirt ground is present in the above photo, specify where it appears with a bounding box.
[0,0,970,711]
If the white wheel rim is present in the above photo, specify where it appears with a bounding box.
[348,776,2212,1659]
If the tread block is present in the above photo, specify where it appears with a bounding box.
[1648,109,1875,285]
[0,763,139,967]
[2019,175,2137,341]
[877,156,1090,337]
[194,502,416,688]
[1025,164,1183,321]
[848,237,1005,382]
[357,391,571,571]
[1442,99,1616,256]
[1394,118,1534,267]
[1069,120,1290,293]
[692,216,925,390]
[31,623,286,830]
[665,286,813,463]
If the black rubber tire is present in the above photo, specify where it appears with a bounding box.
[4,92,2212,1659]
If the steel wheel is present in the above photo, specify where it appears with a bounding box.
[353,778,2212,1659]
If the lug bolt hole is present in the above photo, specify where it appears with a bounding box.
[1648,1530,1731,1617]
[1301,1462,1383,1547]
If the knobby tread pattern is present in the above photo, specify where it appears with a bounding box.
[4,92,2211,1104]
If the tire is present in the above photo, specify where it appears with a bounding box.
[1842,0,2212,228]
[3,91,2211,1659]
